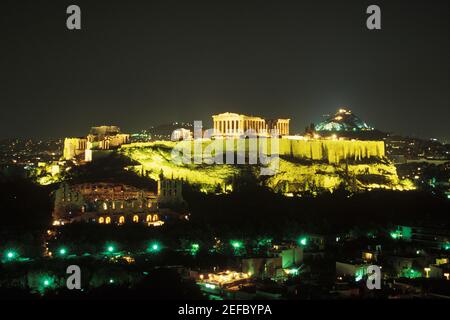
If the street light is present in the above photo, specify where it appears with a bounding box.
[147,242,161,253]
[298,237,308,246]
[58,247,67,256]
[231,241,242,249]
[4,250,18,260]
[190,243,200,255]
[105,244,116,254]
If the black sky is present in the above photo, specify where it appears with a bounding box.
[1,0,449,140]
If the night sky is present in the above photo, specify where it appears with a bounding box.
[1,0,449,140]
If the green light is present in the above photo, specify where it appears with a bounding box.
[288,268,299,275]
[147,242,161,253]
[190,243,200,255]
[401,268,421,279]
[58,247,67,256]
[109,279,114,284]
[390,232,400,239]
[299,237,308,246]
[5,250,17,260]
[106,245,115,253]
[205,283,216,289]
[355,268,365,281]
[40,276,54,290]
[231,241,242,249]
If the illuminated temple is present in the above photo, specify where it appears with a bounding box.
[212,112,290,136]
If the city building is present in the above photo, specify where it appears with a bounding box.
[391,225,450,250]
[336,261,372,281]
[212,112,290,137]
[197,270,255,299]
[241,243,303,281]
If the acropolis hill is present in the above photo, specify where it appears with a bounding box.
[118,138,414,194]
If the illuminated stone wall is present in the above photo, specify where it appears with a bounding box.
[63,137,87,160]
[279,139,385,164]
[152,138,385,164]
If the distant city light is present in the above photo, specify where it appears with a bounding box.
[58,247,67,256]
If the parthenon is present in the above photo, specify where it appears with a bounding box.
[212,112,290,137]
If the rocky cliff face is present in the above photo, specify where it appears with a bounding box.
[119,140,414,194]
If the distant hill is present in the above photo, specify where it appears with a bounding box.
[148,122,193,141]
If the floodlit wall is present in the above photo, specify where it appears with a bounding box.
[63,137,87,160]
[146,138,385,164]
[279,139,385,164]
